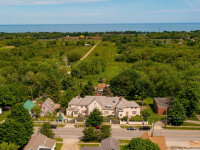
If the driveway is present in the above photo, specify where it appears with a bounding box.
[61,139,79,150]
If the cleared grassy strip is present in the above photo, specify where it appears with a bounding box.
[81,41,132,85]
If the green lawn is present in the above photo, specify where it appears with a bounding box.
[55,143,63,150]
[79,144,100,147]
[80,41,132,85]
[0,111,10,122]
[54,138,63,142]
[164,127,200,130]
[181,122,200,127]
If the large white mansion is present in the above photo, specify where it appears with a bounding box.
[66,96,140,118]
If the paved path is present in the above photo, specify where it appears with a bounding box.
[80,41,101,61]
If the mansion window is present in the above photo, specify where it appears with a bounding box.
[132,111,137,115]
[126,111,129,115]
[104,111,109,114]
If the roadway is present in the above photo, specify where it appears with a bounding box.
[34,127,200,142]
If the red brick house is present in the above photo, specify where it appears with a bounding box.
[154,97,174,115]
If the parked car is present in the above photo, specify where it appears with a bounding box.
[127,127,136,130]
[139,126,150,131]
[95,126,100,129]
[50,124,57,129]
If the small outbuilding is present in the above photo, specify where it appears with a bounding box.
[24,100,36,114]
[153,97,174,115]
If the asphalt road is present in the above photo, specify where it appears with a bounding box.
[34,127,200,142]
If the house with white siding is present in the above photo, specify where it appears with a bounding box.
[66,96,140,119]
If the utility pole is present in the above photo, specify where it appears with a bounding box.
[151,120,154,137]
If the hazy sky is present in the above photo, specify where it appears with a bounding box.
[0,0,200,24]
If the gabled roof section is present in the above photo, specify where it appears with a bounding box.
[24,134,56,150]
[116,98,140,108]
[101,137,120,150]
[43,98,55,111]
[154,97,174,108]
[68,96,82,105]
[24,100,36,112]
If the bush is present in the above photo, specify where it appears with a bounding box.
[95,52,99,56]
[82,125,111,142]
[39,122,55,139]
[122,116,128,121]
[130,115,143,121]
[68,52,81,62]
[123,138,160,150]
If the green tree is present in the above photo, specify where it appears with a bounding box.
[32,105,42,118]
[46,77,60,103]
[86,108,103,127]
[141,110,151,121]
[99,125,111,140]
[39,122,55,139]
[167,102,186,125]
[0,119,27,147]
[123,138,160,150]
[110,69,154,99]
[99,76,104,83]
[177,81,200,117]
[8,103,34,138]
[0,142,19,150]
[103,87,111,97]
[82,127,100,142]
[0,86,17,107]
[81,81,94,97]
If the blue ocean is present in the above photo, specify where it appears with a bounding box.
[0,23,200,33]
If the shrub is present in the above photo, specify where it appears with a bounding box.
[122,116,128,121]
[130,115,143,121]
[123,138,160,150]
[68,52,81,62]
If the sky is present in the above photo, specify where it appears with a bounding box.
[0,0,200,24]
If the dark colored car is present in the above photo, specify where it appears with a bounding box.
[139,126,150,131]
[50,124,57,129]
[127,127,136,130]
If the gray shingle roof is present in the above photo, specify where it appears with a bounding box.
[101,137,120,150]
[68,96,140,109]
[154,97,174,108]
[116,98,140,108]
[43,98,55,111]
[24,134,56,150]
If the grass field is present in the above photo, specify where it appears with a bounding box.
[78,41,132,85]
[0,46,15,51]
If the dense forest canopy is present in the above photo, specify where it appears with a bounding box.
[0,31,200,116]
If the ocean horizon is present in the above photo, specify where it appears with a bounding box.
[0,23,200,33]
